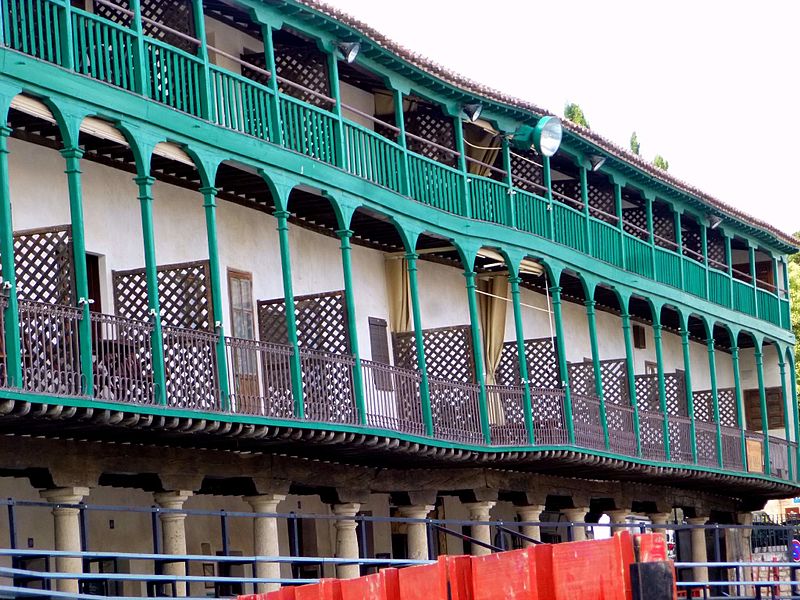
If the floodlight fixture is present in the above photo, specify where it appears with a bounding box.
[463,103,483,122]
[337,41,361,63]
[533,116,563,157]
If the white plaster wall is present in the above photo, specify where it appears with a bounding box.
[416,260,471,329]
[205,17,264,75]
[341,82,376,131]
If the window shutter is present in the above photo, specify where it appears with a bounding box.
[633,324,646,349]
[368,317,390,364]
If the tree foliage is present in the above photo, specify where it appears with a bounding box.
[630,131,640,155]
[653,154,669,171]
[564,103,590,128]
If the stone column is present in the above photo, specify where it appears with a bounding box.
[562,507,590,542]
[397,505,434,560]
[332,503,361,579]
[735,512,754,595]
[40,487,90,594]
[648,512,671,531]
[608,509,630,535]
[516,505,545,547]
[464,501,496,556]
[245,494,287,593]
[154,490,193,596]
[687,516,709,583]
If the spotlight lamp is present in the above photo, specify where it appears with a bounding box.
[463,103,483,123]
[708,214,723,229]
[588,154,607,172]
[337,41,361,64]
[532,116,563,157]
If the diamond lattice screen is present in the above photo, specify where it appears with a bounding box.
[495,338,560,389]
[393,326,475,383]
[552,178,581,207]
[274,38,330,107]
[707,228,727,267]
[653,204,677,248]
[95,0,196,52]
[568,361,596,395]
[113,260,212,330]
[404,103,457,167]
[13,226,74,305]
[665,372,687,416]
[587,178,616,223]
[258,291,350,355]
[693,390,714,423]
[510,149,543,192]
[718,388,738,427]
[681,216,702,258]
[622,191,648,239]
[599,359,629,405]
[635,374,659,412]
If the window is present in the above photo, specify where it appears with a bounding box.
[86,253,102,313]
[644,361,658,376]
[228,270,255,340]
[744,388,784,430]
[633,324,646,350]
[368,317,392,391]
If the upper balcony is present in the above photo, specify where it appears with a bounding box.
[0,0,793,337]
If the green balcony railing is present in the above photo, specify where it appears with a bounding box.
[0,0,789,332]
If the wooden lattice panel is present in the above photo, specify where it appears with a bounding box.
[568,361,596,395]
[404,103,457,167]
[95,0,196,52]
[274,39,330,107]
[495,338,560,389]
[665,372,687,416]
[653,208,676,248]
[681,217,702,257]
[693,390,714,423]
[258,291,350,355]
[552,179,581,206]
[635,374,659,412]
[622,192,648,239]
[113,260,213,331]
[13,226,74,305]
[707,228,726,267]
[510,149,543,192]
[587,179,616,223]
[599,359,629,405]
[718,388,738,427]
[393,326,474,384]
[240,51,270,86]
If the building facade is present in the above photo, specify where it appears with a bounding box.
[0,0,797,594]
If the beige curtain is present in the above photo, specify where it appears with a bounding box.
[478,275,509,423]
[385,258,412,333]
[464,124,501,178]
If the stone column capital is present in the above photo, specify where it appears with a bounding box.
[463,501,496,521]
[245,494,286,513]
[154,490,193,511]
[516,505,545,522]
[686,516,709,525]
[648,512,671,525]
[607,509,630,523]
[562,507,590,521]
[397,505,434,520]
[40,487,90,506]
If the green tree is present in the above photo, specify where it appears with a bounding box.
[653,154,669,171]
[564,103,590,128]
[630,131,640,155]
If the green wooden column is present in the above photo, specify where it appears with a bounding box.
[730,345,747,469]
[405,253,433,436]
[789,352,800,481]
[199,186,230,410]
[674,210,685,288]
[392,89,411,196]
[274,209,304,418]
[59,0,75,70]
[700,223,710,300]
[724,233,734,306]
[0,125,21,387]
[260,23,282,145]
[620,312,641,456]
[464,270,490,444]
[134,175,167,406]
[748,246,758,318]
[584,300,608,449]
[62,147,94,396]
[129,0,147,95]
[502,138,516,228]
[706,338,723,467]
[680,324,698,463]
[190,0,212,120]
[543,156,554,239]
[454,117,470,218]
[754,346,770,473]
[645,195,656,277]
[614,184,626,270]
[509,275,534,444]
[778,357,793,480]
[580,167,591,255]
[550,286,574,444]
[326,50,346,168]
[652,322,670,461]
[336,229,366,425]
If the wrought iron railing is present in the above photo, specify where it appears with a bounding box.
[693,420,719,467]
[361,359,424,436]
[162,325,220,411]
[299,349,358,424]
[605,402,637,456]
[18,299,83,397]
[571,392,605,451]
[225,336,294,418]
[428,378,483,445]
[91,312,155,405]
[720,425,744,471]
[639,410,667,461]
[486,384,527,446]
[530,387,568,445]
[0,295,6,389]
[768,436,790,479]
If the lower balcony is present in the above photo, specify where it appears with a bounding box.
[0,297,795,494]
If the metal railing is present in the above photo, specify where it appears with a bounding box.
[162,325,220,411]
[361,359,424,436]
[486,384,527,446]
[429,378,483,444]
[225,336,294,418]
[299,349,358,424]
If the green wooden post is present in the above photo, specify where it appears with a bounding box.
[778,357,793,480]
[509,275,534,444]
[700,223,710,300]
[59,0,74,70]
[464,270,490,444]
[502,137,516,228]
[135,175,167,406]
[674,210,685,288]
[620,312,641,456]
[543,156,554,239]
[260,24,282,145]
[336,229,366,425]
[615,184,625,270]
[749,246,758,318]
[580,166,591,255]
[326,51,346,169]
[585,300,608,449]
[652,322,670,461]
[62,147,93,396]
[645,195,656,277]
[680,324,698,463]
[454,117,470,218]
[754,347,770,474]
[706,338,723,467]
[772,255,782,327]
[129,0,147,96]
[392,89,411,196]
[274,209,304,419]
[550,286,574,444]
[0,125,21,387]
[724,232,734,306]
[730,345,747,470]
[406,253,433,436]
[191,0,212,120]
[200,186,230,410]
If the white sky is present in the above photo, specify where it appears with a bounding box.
[324,0,800,236]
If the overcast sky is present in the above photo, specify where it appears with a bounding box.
[324,0,799,235]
